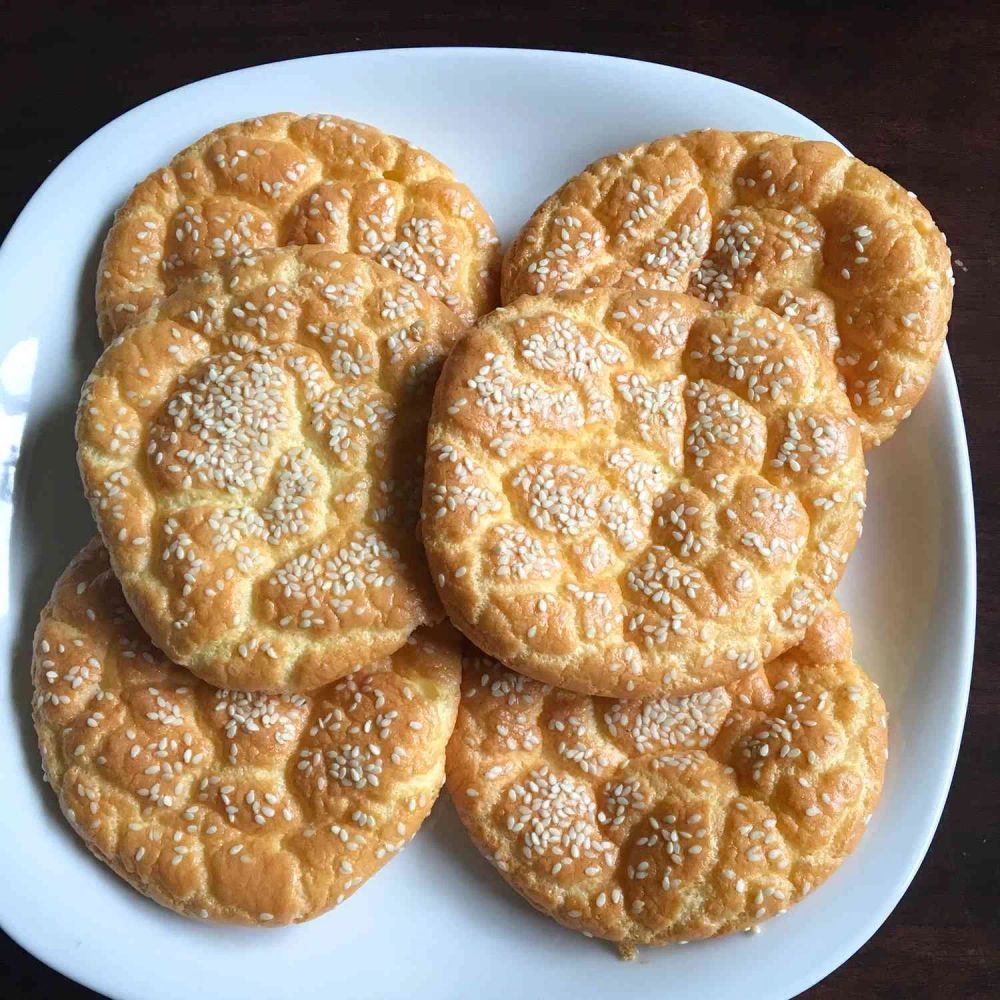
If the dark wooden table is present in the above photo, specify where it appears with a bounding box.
[1,2,996,997]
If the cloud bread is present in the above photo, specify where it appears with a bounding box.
[421,288,866,698]
[447,600,887,949]
[502,130,953,447]
[97,112,500,343]
[78,246,466,692]
[32,539,462,925]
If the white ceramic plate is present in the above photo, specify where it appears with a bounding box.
[0,48,975,1000]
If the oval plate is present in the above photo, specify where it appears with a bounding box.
[0,48,975,1000]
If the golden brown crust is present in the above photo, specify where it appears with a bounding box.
[97,112,500,343]
[32,539,462,926]
[447,601,887,947]
[421,289,866,697]
[78,246,466,692]
[502,130,953,447]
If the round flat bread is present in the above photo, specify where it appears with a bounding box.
[97,112,499,343]
[502,130,952,447]
[78,246,465,692]
[421,288,866,697]
[32,540,462,926]
[447,601,887,949]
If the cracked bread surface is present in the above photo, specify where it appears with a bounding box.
[79,246,465,692]
[97,112,500,343]
[502,129,952,447]
[33,539,462,925]
[422,288,865,697]
[446,601,887,947]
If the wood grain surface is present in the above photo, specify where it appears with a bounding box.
[0,2,996,996]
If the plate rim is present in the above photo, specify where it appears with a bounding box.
[0,45,977,1000]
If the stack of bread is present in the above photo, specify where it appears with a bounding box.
[32,115,952,952]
